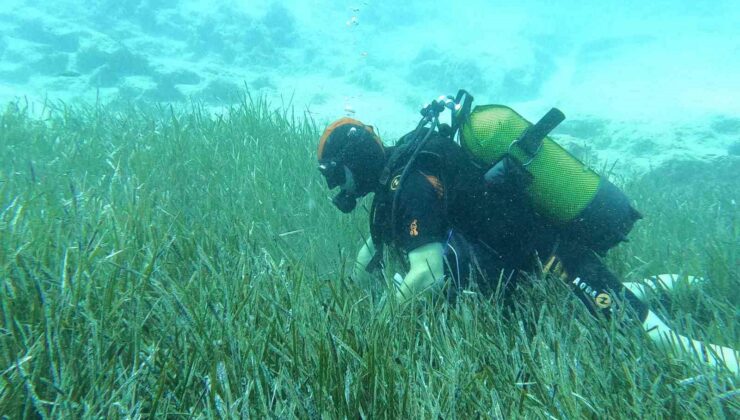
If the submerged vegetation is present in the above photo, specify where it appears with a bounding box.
[0,95,737,418]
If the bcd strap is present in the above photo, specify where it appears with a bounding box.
[378,142,411,187]
[369,94,467,274]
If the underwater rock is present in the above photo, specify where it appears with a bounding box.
[30,52,70,75]
[629,137,658,154]
[115,84,144,101]
[643,157,739,188]
[561,141,596,163]
[57,71,82,78]
[710,116,740,135]
[498,49,556,101]
[728,141,740,156]
[559,119,608,138]
[250,76,274,91]
[158,69,202,86]
[407,49,488,96]
[302,48,320,65]
[80,45,154,88]
[363,3,426,28]
[577,35,655,62]
[15,20,80,53]
[407,45,552,101]
[199,79,241,104]
[329,65,346,78]
[77,45,151,76]
[92,1,142,21]
[144,80,185,102]
[0,65,31,84]
[310,93,328,106]
[191,13,260,64]
[187,4,302,68]
[133,1,182,36]
[192,18,229,58]
[140,11,190,39]
[91,0,179,31]
[89,64,122,87]
[261,3,297,48]
[348,69,383,92]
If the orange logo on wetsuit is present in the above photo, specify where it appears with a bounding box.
[422,173,444,199]
[409,219,419,236]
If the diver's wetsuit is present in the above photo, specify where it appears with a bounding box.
[370,130,649,322]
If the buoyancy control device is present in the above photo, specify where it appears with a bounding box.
[366,90,642,273]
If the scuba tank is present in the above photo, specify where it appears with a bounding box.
[457,96,642,253]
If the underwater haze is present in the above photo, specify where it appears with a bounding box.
[2,0,740,167]
[1,0,739,418]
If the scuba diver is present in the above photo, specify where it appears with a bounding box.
[316,91,739,374]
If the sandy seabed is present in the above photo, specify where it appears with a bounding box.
[1,0,739,174]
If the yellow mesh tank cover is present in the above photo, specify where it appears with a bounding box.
[461,105,601,222]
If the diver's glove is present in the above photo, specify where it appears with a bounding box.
[394,242,445,303]
[393,273,404,290]
[351,238,377,289]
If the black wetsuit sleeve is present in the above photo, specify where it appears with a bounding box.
[557,244,649,323]
[395,170,448,253]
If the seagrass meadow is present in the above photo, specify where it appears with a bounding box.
[0,94,738,418]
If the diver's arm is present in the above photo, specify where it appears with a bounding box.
[354,237,375,274]
[395,242,445,303]
[351,237,376,287]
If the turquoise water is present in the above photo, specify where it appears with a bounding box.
[1,1,739,123]
[0,1,738,417]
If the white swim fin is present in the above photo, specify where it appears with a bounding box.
[624,273,704,302]
[643,310,738,375]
